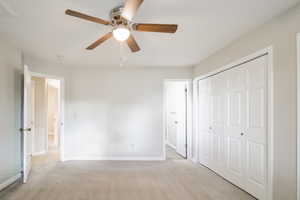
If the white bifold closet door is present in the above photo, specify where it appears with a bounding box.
[198,55,267,200]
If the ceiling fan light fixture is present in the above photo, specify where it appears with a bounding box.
[113,27,130,42]
[65,0,178,52]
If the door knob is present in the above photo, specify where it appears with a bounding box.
[240,132,244,136]
[20,128,32,132]
[174,121,178,124]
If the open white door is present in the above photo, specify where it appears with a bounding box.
[21,65,33,183]
[176,82,187,158]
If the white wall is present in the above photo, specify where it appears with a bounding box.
[25,58,192,160]
[193,4,300,200]
[0,40,22,186]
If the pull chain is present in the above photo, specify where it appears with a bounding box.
[119,42,127,67]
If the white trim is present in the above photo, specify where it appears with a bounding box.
[193,46,274,200]
[0,173,21,191]
[64,156,165,161]
[194,47,272,82]
[192,80,199,163]
[166,142,176,149]
[297,33,300,200]
[163,81,167,160]
[163,79,193,161]
[186,80,193,160]
[32,151,46,156]
[267,47,274,200]
[30,72,65,162]
[45,79,49,152]
[31,80,36,154]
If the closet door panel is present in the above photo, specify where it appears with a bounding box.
[244,56,267,199]
[211,74,226,174]
[198,79,212,167]
[224,68,246,188]
[211,94,222,172]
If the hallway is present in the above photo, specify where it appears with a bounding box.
[166,145,185,160]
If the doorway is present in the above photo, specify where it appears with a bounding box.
[21,67,64,183]
[30,75,62,165]
[164,80,190,160]
[46,79,61,155]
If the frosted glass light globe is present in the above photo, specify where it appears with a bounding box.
[113,27,130,42]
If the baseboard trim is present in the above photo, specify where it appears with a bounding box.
[0,173,21,191]
[32,151,46,156]
[165,142,176,150]
[191,157,198,163]
[64,156,165,161]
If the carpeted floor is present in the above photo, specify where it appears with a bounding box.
[1,149,255,200]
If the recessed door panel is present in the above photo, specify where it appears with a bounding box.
[201,131,211,165]
[229,93,242,126]
[248,89,264,129]
[227,137,242,175]
[247,140,266,186]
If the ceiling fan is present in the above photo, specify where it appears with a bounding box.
[65,0,178,53]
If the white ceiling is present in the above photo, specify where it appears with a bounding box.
[0,0,299,67]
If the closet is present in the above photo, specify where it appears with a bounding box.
[197,55,268,200]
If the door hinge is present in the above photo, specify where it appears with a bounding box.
[185,88,188,93]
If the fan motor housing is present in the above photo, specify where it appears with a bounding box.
[110,5,129,26]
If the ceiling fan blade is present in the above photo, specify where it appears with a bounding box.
[86,32,112,50]
[65,9,110,25]
[126,35,140,53]
[121,0,144,21]
[133,23,178,33]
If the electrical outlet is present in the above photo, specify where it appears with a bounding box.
[130,144,135,152]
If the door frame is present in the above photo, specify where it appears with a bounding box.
[30,71,65,162]
[193,46,274,200]
[297,33,300,200]
[163,79,193,160]
[31,80,36,154]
